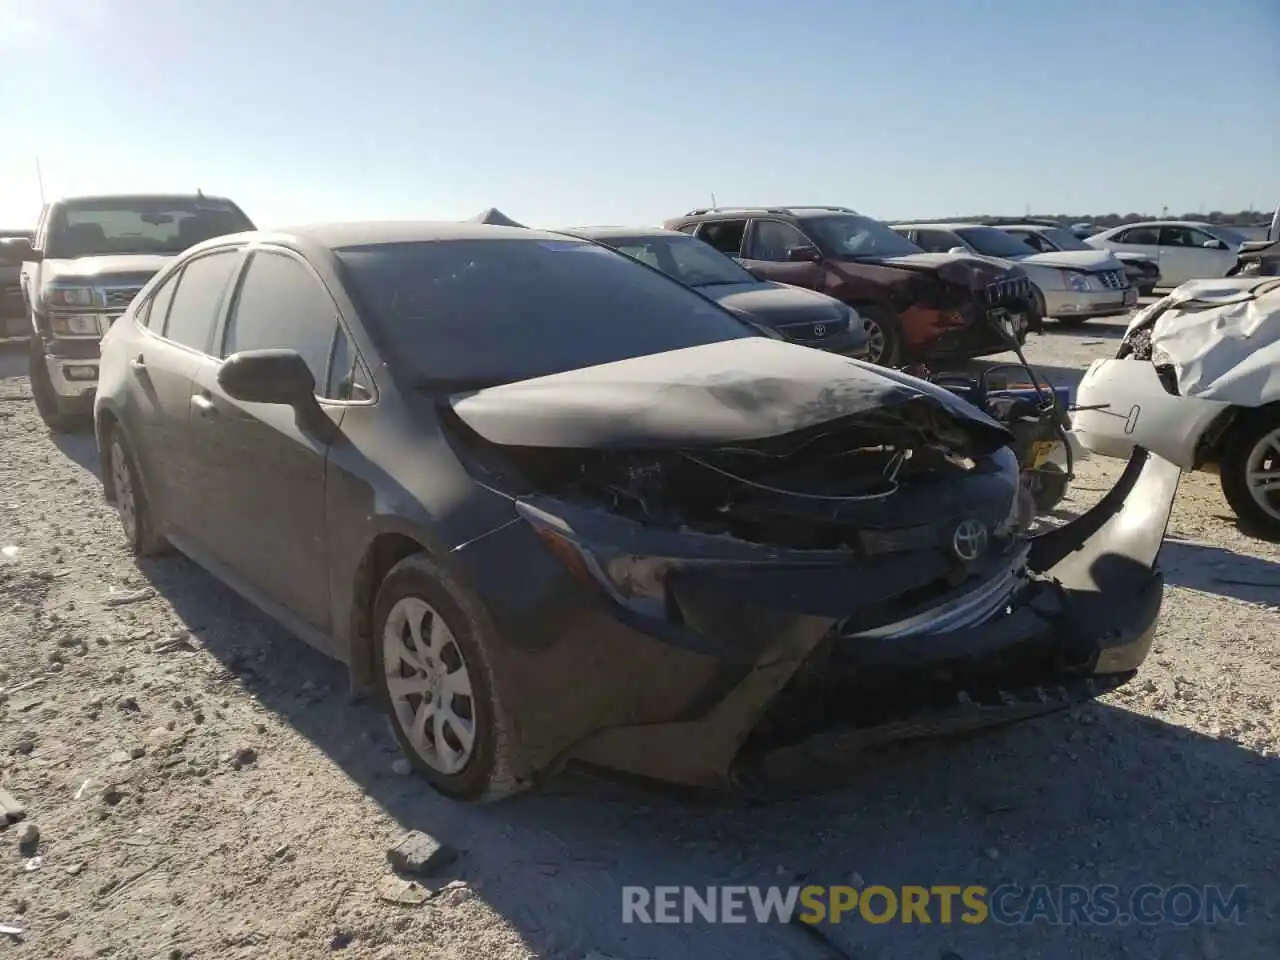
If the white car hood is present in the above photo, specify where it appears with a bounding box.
[1015,249,1122,272]
[1143,277,1280,406]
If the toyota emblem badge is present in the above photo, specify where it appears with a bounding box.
[812,323,827,338]
[951,519,988,562]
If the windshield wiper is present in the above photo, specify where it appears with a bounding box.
[694,279,749,287]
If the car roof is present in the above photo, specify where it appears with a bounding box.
[54,193,239,205]
[563,226,690,241]
[1103,220,1217,230]
[892,222,987,231]
[208,221,580,252]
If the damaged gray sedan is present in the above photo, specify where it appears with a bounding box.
[93,222,1181,802]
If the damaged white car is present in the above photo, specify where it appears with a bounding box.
[1073,276,1280,538]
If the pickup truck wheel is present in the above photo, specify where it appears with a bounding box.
[1220,409,1280,541]
[373,553,527,802]
[858,306,902,367]
[28,338,89,433]
[106,428,169,556]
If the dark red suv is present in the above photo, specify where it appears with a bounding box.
[663,206,1034,366]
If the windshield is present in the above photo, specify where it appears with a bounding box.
[1210,225,1248,246]
[335,238,754,387]
[955,227,1039,259]
[602,234,756,287]
[802,214,923,259]
[1035,227,1093,251]
[44,197,254,258]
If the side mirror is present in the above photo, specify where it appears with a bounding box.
[217,349,315,406]
[785,245,821,263]
[1203,239,1227,250]
[0,237,39,266]
[948,246,969,256]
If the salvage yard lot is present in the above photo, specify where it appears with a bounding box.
[1,310,1278,960]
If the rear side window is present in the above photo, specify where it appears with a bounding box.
[222,250,338,391]
[913,229,959,253]
[696,220,747,255]
[143,271,180,329]
[162,249,240,351]
[1117,227,1159,245]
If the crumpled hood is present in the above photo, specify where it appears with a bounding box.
[1140,278,1280,405]
[38,254,173,285]
[449,337,1012,450]
[1014,249,1123,272]
[865,252,1027,290]
[700,281,847,326]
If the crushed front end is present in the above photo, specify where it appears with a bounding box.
[443,340,1179,792]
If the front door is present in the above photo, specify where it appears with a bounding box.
[737,219,825,290]
[186,247,347,633]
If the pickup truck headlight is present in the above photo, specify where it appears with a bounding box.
[1060,270,1096,293]
[44,285,97,308]
[49,314,100,336]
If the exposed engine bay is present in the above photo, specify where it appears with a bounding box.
[492,398,1023,552]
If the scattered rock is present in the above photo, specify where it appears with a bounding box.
[0,788,25,824]
[109,750,133,765]
[66,862,85,876]
[15,822,39,855]
[387,830,458,877]
[439,879,473,907]
[12,738,35,756]
[229,745,258,770]
[375,875,430,905]
[101,786,124,807]
[116,696,140,713]
[130,745,146,760]
[391,758,413,776]
[329,930,353,950]
[103,588,155,607]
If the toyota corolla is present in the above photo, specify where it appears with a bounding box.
[94,222,1180,801]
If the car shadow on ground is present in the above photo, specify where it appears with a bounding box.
[132,554,1278,960]
[52,430,101,477]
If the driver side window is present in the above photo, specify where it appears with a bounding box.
[744,220,810,261]
[1159,226,1213,248]
[1017,233,1050,253]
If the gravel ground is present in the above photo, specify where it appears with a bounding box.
[1,310,1278,960]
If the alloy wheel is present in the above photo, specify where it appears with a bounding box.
[862,317,887,363]
[382,596,477,775]
[1245,426,1280,521]
[110,437,139,543]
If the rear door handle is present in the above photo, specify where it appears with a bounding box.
[191,392,218,419]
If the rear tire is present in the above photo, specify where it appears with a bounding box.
[105,427,169,556]
[1220,408,1280,541]
[857,305,903,367]
[28,337,89,433]
[373,553,527,802]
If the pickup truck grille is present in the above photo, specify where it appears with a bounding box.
[102,286,144,309]
[1094,269,1128,290]
[2,284,22,318]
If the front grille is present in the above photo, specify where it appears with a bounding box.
[1094,269,1128,290]
[102,286,144,309]
[984,275,1032,306]
[776,316,849,342]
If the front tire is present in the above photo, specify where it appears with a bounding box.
[857,305,903,367]
[1220,408,1280,541]
[373,553,525,802]
[106,427,169,556]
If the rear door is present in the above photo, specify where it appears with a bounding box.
[1157,225,1234,285]
[737,219,825,290]
[186,247,348,632]
[127,248,243,538]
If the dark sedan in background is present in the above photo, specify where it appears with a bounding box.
[564,226,868,357]
[94,221,1180,801]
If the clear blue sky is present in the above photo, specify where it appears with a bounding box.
[2,0,1277,229]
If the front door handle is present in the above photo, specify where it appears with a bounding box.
[191,392,218,419]
[129,355,146,371]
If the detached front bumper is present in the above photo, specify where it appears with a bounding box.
[1045,286,1139,319]
[454,448,1181,793]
